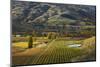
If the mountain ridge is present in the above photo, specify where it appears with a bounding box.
[12,1,96,33]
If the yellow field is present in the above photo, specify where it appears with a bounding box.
[13,42,28,48]
[12,42,41,48]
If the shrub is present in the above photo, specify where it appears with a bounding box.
[28,35,33,48]
[47,32,57,39]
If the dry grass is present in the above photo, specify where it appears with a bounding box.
[12,42,28,48]
[13,48,44,56]
[82,36,96,48]
[12,46,44,65]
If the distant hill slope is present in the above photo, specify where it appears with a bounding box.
[11,1,96,33]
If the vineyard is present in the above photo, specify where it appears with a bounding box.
[12,38,86,65]
[30,40,84,64]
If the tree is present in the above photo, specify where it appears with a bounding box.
[32,31,37,37]
[52,32,57,39]
[47,32,57,39]
[47,32,52,39]
[28,35,33,48]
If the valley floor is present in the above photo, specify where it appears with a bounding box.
[12,37,96,66]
